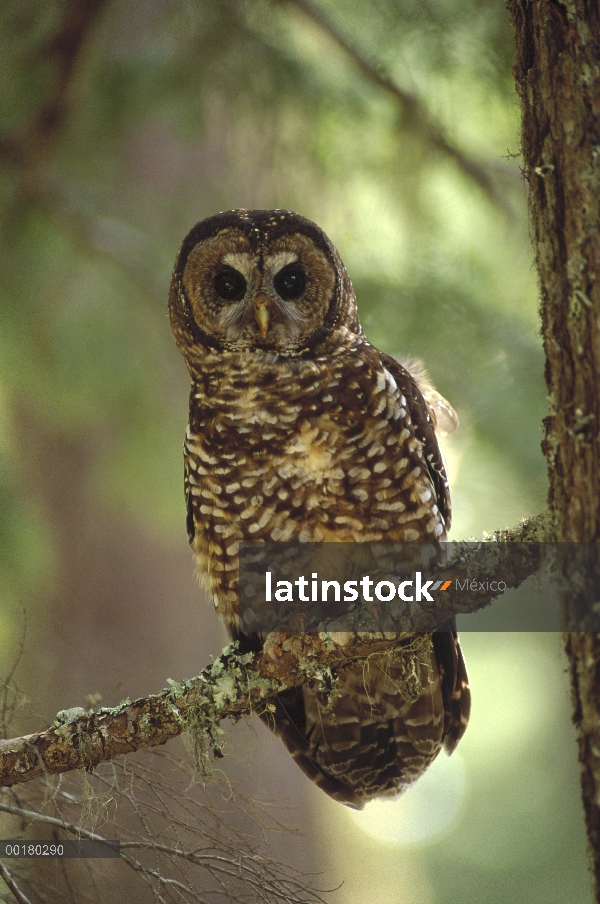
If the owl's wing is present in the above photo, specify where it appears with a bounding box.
[396,356,459,438]
[263,628,470,809]
[184,452,195,544]
[432,625,471,754]
[379,352,453,532]
[380,354,470,754]
[255,354,469,806]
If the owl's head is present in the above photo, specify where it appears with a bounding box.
[169,210,361,363]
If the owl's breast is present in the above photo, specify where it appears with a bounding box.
[188,387,440,549]
[278,419,347,482]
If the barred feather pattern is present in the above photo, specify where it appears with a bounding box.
[269,630,469,808]
[169,209,470,808]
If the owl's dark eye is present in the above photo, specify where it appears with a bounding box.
[213,267,247,301]
[274,265,306,300]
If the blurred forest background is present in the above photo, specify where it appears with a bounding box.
[0,1,592,903]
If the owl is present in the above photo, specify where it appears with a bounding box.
[169,209,470,809]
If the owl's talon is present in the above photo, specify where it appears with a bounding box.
[263,631,286,661]
[290,611,310,633]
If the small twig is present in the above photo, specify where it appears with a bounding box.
[0,607,27,741]
[0,800,110,846]
[0,860,34,904]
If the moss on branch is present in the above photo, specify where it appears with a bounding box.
[0,512,551,788]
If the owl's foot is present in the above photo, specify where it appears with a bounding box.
[365,598,385,633]
[263,631,287,661]
[289,610,310,633]
[263,612,311,661]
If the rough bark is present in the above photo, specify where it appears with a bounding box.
[507,1,600,896]
[565,632,600,888]
[508,0,600,540]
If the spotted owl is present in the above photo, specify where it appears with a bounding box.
[169,209,470,809]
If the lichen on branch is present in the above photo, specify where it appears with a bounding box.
[0,513,550,789]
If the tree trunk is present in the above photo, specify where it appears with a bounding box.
[507,1,600,896]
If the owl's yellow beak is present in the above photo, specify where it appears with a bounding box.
[254,297,270,337]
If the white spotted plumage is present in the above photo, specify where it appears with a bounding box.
[170,209,470,808]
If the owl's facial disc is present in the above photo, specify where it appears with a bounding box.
[182,229,336,351]
[254,264,307,337]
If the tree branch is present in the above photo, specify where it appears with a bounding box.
[0,753,334,904]
[280,0,517,217]
[0,513,549,789]
[1,0,107,184]
[0,859,33,904]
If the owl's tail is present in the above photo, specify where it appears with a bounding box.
[257,623,470,809]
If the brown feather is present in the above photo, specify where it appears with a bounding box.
[170,209,470,807]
